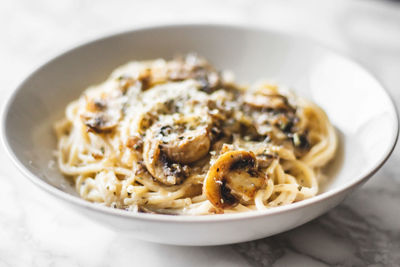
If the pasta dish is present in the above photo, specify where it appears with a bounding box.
[54,54,337,215]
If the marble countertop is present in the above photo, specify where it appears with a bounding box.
[1,0,400,266]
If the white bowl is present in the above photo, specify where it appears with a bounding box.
[2,24,398,246]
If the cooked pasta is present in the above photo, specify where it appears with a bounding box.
[54,54,337,215]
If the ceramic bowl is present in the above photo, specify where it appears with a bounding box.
[2,24,398,246]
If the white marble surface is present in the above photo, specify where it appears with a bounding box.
[1,0,400,266]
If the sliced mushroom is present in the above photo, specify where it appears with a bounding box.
[243,93,290,110]
[117,68,153,93]
[83,113,120,133]
[204,150,266,210]
[82,96,122,133]
[143,130,189,185]
[162,126,211,164]
[142,121,211,185]
[167,54,222,93]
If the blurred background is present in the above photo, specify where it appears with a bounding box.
[1,0,400,266]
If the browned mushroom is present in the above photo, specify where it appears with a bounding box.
[82,96,122,133]
[83,113,120,133]
[142,131,181,185]
[142,136,165,183]
[203,150,266,210]
[162,126,210,164]
[243,93,290,110]
[142,123,211,185]
[167,54,222,93]
[143,135,188,185]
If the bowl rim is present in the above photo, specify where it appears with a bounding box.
[2,22,399,223]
